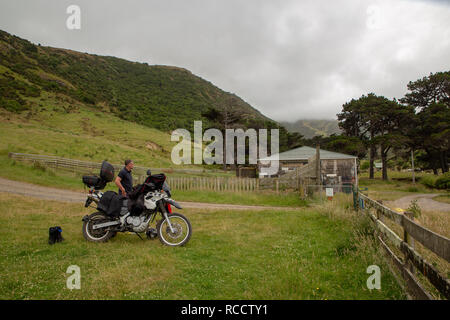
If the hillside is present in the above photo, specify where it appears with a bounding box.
[0,91,182,168]
[281,119,341,139]
[0,29,275,133]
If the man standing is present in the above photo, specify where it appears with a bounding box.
[115,159,134,197]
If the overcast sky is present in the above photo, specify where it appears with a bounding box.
[0,0,449,122]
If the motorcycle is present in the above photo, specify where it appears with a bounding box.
[81,163,192,247]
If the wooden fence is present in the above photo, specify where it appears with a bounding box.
[358,192,450,300]
[9,152,216,176]
[165,176,259,192]
[9,152,262,193]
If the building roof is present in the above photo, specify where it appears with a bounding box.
[258,146,357,161]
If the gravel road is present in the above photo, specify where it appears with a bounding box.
[385,193,450,212]
[0,177,295,211]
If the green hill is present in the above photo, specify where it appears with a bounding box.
[0,92,182,168]
[0,29,274,132]
[0,29,300,168]
[281,119,341,139]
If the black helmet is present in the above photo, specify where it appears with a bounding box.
[146,169,152,176]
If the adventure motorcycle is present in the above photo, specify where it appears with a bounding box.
[81,162,192,246]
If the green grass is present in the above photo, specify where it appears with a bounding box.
[0,93,181,168]
[433,194,450,204]
[0,192,405,299]
[174,189,308,207]
[358,170,442,201]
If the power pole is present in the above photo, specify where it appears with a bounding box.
[411,150,415,185]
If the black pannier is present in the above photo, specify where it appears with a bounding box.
[82,175,106,190]
[144,173,166,191]
[130,173,167,197]
[97,191,123,217]
[82,175,100,187]
[100,161,115,182]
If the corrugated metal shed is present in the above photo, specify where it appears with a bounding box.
[258,146,357,161]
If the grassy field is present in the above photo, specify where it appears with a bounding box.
[358,170,447,201]
[0,192,405,300]
[0,92,191,168]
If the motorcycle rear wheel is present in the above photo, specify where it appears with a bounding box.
[82,212,116,242]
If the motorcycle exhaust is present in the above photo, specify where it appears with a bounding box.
[92,220,121,230]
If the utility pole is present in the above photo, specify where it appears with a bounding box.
[411,150,415,185]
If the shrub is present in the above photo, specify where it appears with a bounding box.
[407,199,422,218]
[360,160,370,170]
[0,97,28,113]
[435,172,450,190]
[420,175,437,188]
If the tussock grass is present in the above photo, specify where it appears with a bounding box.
[0,192,405,299]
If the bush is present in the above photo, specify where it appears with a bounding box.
[360,161,370,171]
[407,199,422,218]
[0,97,28,113]
[420,175,437,188]
[435,172,450,190]
[406,186,419,192]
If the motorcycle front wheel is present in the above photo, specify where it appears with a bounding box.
[156,213,192,246]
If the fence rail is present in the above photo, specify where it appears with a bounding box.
[9,152,217,176]
[9,152,261,193]
[358,192,450,300]
[166,176,259,192]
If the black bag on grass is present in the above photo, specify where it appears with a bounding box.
[48,226,64,245]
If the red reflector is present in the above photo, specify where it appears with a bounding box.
[167,204,172,213]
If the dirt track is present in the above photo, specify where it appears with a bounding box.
[385,193,450,213]
[0,177,295,211]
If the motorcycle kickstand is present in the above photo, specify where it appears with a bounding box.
[134,232,145,241]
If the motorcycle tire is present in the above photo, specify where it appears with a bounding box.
[156,213,192,247]
[82,212,116,242]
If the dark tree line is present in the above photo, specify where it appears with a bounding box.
[201,71,449,179]
[201,95,303,169]
[333,71,449,180]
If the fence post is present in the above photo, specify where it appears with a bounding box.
[299,179,304,199]
[404,211,416,275]
[352,184,359,211]
[276,179,279,194]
